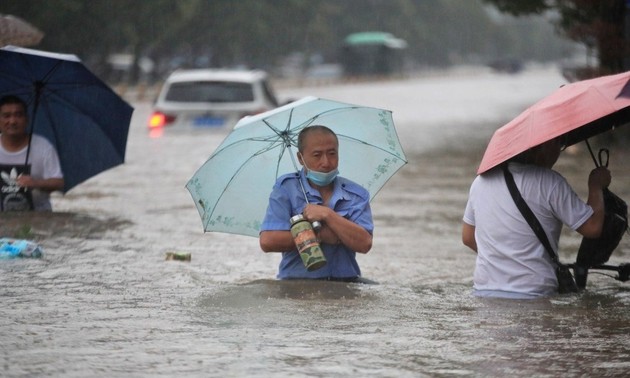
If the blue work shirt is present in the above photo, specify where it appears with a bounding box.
[260,169,373,280]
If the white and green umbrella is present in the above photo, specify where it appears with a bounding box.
[186,96,407,237]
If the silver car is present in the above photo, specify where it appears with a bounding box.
[148,69,279,129]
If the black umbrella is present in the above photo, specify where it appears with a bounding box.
[0,45,133,192]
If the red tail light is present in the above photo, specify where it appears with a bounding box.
[148,112,175,128]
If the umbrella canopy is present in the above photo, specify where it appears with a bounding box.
[186,96,407,237]
[478,71,630,174]
[0,46,133,192]
[0,14,44,47]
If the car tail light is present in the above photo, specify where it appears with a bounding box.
[148,111,175,128]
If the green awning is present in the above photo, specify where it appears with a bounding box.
[343,32,407,49]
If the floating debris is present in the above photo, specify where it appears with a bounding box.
[0,238,43,258]
[165,251,191,262]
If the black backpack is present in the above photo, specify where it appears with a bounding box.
[576,187,628,267]
[576,147,628,268]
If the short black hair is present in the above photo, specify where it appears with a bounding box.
[0,95,27,113]
[297,125,338,152]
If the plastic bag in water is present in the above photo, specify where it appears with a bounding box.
[0,238,43,258]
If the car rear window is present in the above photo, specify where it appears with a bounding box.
[165,81,255,103]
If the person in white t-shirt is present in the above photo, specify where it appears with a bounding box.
[0,95,64,211]
[462,136,611,298]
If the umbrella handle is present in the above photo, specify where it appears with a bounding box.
[584,139,609,168]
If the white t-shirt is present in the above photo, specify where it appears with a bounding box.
[463,162,593,297]
[0,134,63,211]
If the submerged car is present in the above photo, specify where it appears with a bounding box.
[148,69,279,129]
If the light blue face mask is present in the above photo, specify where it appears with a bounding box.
[306,167,339,186]
[300,154,339,186]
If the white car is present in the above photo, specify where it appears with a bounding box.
[148,69,279,129]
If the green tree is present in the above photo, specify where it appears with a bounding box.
[483,0,628,77]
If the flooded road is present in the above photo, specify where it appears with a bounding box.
[2,66,630,377]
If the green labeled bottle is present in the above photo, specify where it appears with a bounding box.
[290,214,327,271]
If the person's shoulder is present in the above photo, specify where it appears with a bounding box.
[30,134,55,149]
[30,134,48,143]
[512,163,568,191]
[337,176,369,199]
[474,166,502,187]
[478,166,502,180]
[529,164,565,182]
[511,162,562,179]
[275,171,301,186]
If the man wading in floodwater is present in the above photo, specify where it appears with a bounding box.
[259,125,374,281]
[0,95,64,211]
[462,137,611,299]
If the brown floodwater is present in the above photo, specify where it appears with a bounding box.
[2,67,630,377]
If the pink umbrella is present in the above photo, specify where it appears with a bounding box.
[477,71,630,174]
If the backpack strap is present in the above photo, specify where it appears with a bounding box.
[502,164,563,266]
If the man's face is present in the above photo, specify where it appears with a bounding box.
[0,103,28,137]
[298,131,339,173]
